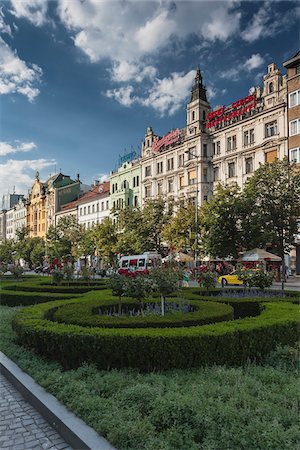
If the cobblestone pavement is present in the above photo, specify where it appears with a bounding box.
[0,373,73,450]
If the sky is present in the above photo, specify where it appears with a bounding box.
[0,0,299,198]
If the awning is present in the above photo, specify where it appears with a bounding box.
[241,248,281,262]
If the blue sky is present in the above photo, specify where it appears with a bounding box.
[0,0,299,197]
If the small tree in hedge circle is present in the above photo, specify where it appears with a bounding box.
[123,274,153,307]
[107,273,128,313]
[150,267,179,316]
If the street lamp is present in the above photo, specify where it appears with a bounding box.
[185,149,200,268]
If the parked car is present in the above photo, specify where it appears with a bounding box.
[218,271,243,287]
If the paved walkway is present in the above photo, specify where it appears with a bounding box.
[0,373,73,450]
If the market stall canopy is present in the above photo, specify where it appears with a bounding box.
[162,252,194,263]
[241,248,281,262]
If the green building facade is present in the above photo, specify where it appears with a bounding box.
[110,160,141,210]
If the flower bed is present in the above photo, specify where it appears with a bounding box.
[50,295,233,328]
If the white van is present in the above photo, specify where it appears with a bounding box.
[118,251,162,274]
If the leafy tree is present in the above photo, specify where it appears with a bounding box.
[115,207,144,254]
[0,240,15,264]
[30,238,45,267]
[141,197,173,253]
[91,217,118,266]
[46,216,84,262]
[242,157,300,277]
[162,199,197,254]
[14,226,30,263]
[199,184,242,259]
[150,267,179,316]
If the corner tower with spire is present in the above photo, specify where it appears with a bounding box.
[187,67,210,132]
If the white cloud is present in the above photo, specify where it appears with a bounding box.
[0,37,42,102]
[0,8,12,36]
[98,173,109,183]
[110,60,157,83]
[105,85,136,107]
[107,70,195,116]
[9,0,48,27]
[219,53,264,81]
[245,53,264,71]
[56,1,242,64]
[241,2,300,43]
[134,9,177,53]
[202,8,241,41]
[0,141,37,156]
[141,70,196,116]
[0,158,55,198]
[54,1,244,112]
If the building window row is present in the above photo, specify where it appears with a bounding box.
[79,200,109,216]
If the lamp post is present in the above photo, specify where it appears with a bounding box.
[185,149,200,268]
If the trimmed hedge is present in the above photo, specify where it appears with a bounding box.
[3,280,107,294]
[12,294,300,371]
[0,290,79,307]
[51,296,234,328]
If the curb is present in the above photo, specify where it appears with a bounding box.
[0,351,116,450]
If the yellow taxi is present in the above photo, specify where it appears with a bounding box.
[218,271,243,287]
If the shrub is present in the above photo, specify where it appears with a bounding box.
[51,296,234,328]
[81,267,91,282]
[123,275,154,304]
[197,265,217,290]
[52,269,64,285]
[0,290,78,306]
[150,268,180,316]
[63,264,74,283]
[236,267,273,290]
[10,265,24,278]
[12,296,299,371]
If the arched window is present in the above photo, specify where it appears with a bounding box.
[269,82,274,93]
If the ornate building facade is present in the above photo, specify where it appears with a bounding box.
[26,172,81,238]
[140,70,211,208]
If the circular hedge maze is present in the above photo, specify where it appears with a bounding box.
[5,278,299,371]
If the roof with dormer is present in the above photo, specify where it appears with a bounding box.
[59,181,110,211]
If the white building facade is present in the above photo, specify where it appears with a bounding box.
[141,70,211,208]
[210,63,288,189]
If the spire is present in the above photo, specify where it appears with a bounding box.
[191,67,207,102]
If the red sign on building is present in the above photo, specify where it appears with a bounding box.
[152,128,181,152]
[206,94,257,129]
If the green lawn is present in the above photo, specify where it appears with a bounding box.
[1,305,299,450]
